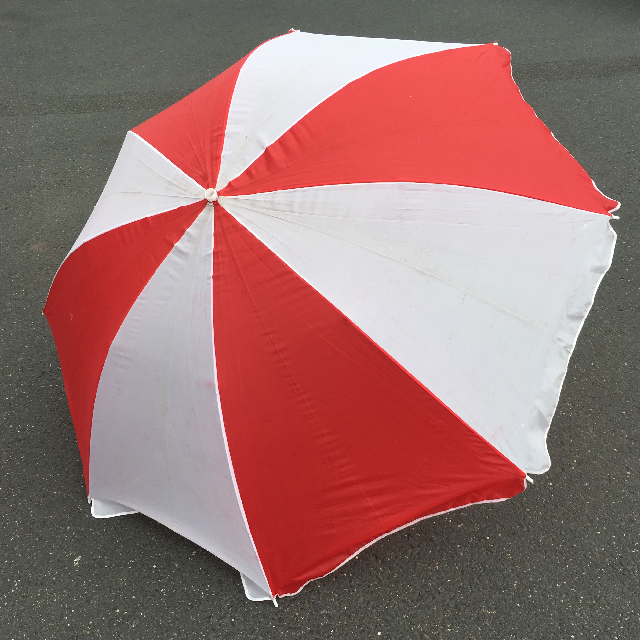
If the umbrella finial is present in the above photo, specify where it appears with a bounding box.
[204,188,218,202]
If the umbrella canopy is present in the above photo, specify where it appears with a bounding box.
[44,31,618,602]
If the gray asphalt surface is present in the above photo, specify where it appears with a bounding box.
[1,1,639,638]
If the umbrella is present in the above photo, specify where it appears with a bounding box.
[44,31,619,602]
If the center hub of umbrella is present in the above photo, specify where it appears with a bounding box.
[204,188,218,202]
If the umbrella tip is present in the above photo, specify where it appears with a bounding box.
[205,188,218,203]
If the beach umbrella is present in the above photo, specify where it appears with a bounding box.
[44,31,619,602]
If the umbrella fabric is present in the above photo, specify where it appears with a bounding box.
[44,31,618,601]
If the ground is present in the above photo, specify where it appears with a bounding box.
[1,1,639,638]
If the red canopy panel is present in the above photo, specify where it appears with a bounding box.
[212,205,525,596]
[43,203,204,487]
[222,45,616,216]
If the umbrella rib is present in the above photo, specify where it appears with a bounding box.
[228,205,544,329]
[133,154,202,195]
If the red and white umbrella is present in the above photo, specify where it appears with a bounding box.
[44,31,618,602]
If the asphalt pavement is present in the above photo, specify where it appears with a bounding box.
[1,1,639,638]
